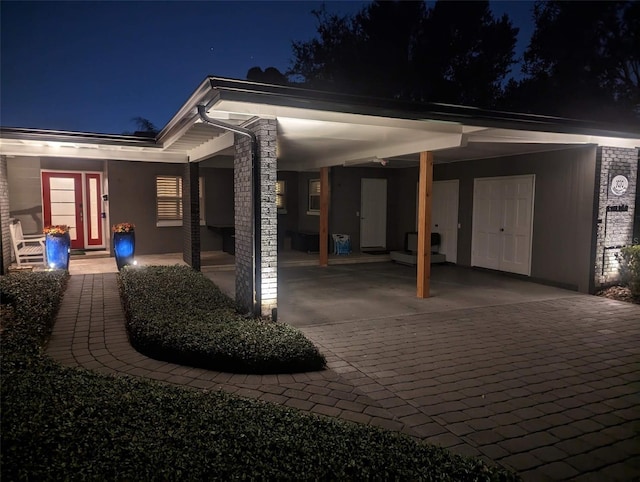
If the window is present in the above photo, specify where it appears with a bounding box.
[156,176,183,226]
[156,175,206,226]
[276,180,286,213]
[308,179,321,214]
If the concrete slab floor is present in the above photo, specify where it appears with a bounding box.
[204,262,585,326]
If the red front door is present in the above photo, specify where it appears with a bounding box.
[42,172,85,249]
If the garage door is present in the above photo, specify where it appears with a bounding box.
[472,175,535,276]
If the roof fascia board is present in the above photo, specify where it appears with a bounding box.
[207,76,640,139]
[0,127,157,148]
[0,142,187,163]
[215,100,462,134]
[467,128,640,149]
[157,79,219,149]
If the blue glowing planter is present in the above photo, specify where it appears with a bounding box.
[114,232,135,270]
[45,233,71,270]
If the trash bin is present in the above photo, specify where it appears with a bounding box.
[332,234,351,255]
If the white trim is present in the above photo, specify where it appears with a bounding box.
[156,220,182,227]
[1,141,187,163]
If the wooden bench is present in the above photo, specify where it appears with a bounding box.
[9,219,45,266]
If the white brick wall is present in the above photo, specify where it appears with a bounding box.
[0,155,12,273]
[234,119,278,317]
[594,147,639,287]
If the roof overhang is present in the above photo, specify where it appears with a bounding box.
[0,128,187,163]
[2,76,639,167]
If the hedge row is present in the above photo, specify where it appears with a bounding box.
[1,270,518,481]
[119,265,326,373]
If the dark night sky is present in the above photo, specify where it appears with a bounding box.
[1,1,535,135]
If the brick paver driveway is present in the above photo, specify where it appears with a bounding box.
[298,296,639,480]
[49,264,640,481]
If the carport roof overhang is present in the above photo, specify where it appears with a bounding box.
[1,76,639,165]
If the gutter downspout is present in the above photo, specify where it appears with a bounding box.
[197,105,262,317]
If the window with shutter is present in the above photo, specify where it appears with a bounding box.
[308,179,320,213]
[156,176,183,225]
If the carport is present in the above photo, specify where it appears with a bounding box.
[204,262,584,326]
[178,78,638,317]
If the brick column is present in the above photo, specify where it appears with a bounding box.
[0,156,11,274]
[182,161,201,271]
[234,119,278,317]
[594,146,639,288]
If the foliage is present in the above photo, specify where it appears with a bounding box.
[123,116,158,137]
[43,225,69,236]
[619,245,640,297]
[246,66,289,85]
[112,222,135,233]
[1,271,519,481]
[118,265,326,373]
[288,0,518,108]
[0,270,68,360]
[503,0,639,124]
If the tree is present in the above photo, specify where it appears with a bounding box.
[123,117,158,137]
[288,1,518,107]
[246,66,289,85]
[503,1,639,124]
[414,1,518,106]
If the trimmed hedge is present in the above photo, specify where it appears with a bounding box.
[0,270,68,363]
[1,270,518,481]
[119,265,326,373]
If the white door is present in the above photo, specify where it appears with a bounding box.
[472,175,534,275]
[432,180,459,263]
[360,178,387,249]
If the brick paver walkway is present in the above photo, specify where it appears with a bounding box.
[47,274,640,481]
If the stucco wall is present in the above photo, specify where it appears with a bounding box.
[435,145,598,292]
[108,160,185,255]
[6,156,43,234]
[201,167,234,251]
[277,170,299,248]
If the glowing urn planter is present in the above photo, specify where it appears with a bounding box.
[113,223,136,271]
[43,225,71,270]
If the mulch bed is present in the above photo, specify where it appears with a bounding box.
[596,285,640,305]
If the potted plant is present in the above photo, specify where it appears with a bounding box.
[43,225,71,270]
[112,222,135,270]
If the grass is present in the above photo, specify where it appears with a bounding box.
[119,265,326,373]
[1,270,519,481]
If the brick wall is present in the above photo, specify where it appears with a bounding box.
[182,161,201,270]
[594,146,639,287]
[234,119,278,317]
[0,156,12,273]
